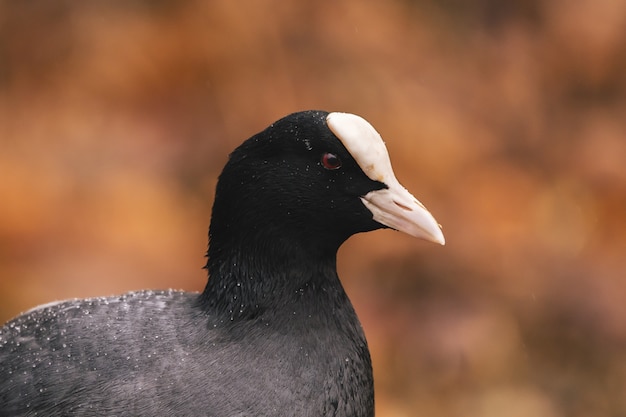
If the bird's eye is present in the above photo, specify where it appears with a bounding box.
[321,153,342,170]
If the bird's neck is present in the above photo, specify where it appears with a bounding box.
[200,233,348,321]
[199,231,375,417]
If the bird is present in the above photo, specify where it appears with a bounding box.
[0,110,444,416]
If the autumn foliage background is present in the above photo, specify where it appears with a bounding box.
[1,1,626,416]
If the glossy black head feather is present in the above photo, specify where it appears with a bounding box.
[207,110,387,269]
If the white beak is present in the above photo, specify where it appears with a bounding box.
[361,181,445,245]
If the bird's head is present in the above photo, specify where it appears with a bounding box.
[208,110,444,261]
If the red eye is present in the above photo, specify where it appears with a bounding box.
[321,152,342,170]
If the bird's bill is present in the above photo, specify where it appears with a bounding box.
[361,182,445,245]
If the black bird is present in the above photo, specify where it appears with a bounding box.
[0,111,444,416]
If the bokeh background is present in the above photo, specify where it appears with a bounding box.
[1,1,625,415]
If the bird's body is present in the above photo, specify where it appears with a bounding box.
[0,111,443,416]
[1,289,370,416]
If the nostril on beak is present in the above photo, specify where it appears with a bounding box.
[393,200,413,211]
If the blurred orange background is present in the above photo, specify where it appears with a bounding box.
[1,1,625,416]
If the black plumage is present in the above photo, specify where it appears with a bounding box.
[0,110,443,416]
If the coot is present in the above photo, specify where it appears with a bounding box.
[0,111,444,416]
